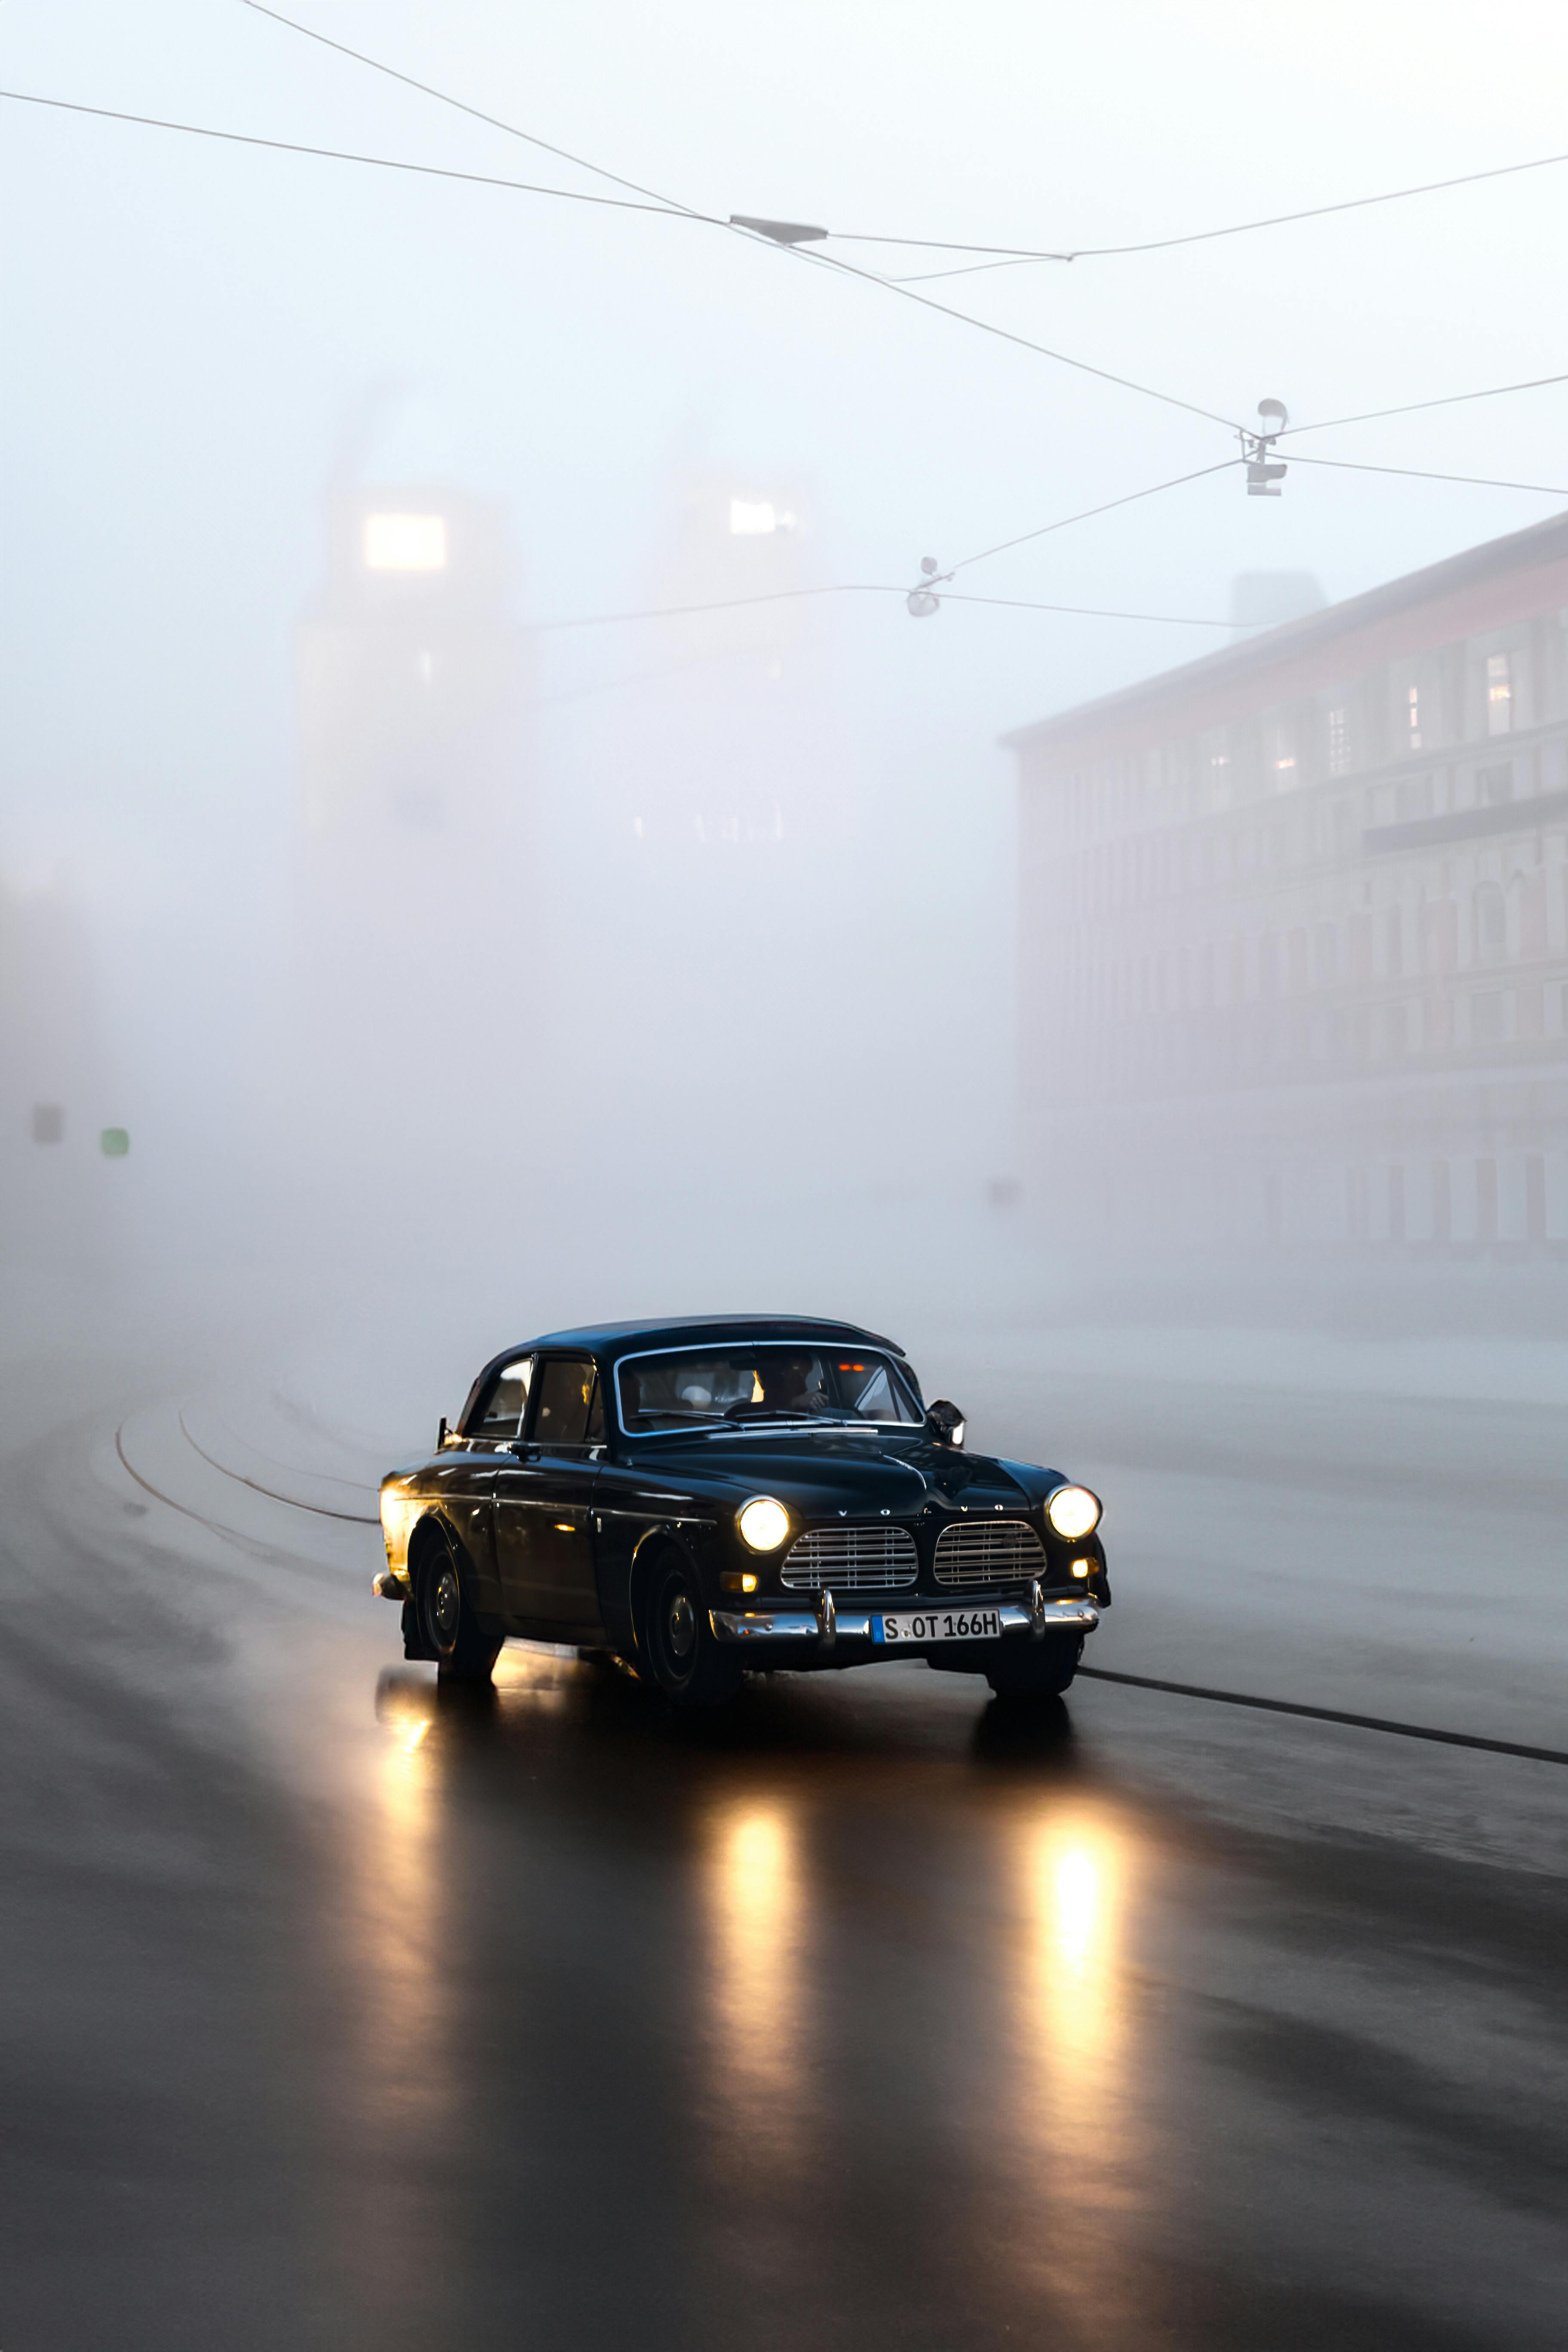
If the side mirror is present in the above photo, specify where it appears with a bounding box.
[925,1399,966,1448]
[436,1416,449,1449]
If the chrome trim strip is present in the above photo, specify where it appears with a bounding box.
[710,1599,1099,1645]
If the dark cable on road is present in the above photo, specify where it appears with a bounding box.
[178,1409,379,1525]
[1077,1665,1568,1767]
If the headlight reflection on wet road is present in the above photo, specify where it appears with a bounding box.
[1008,1801,1147,2328]
[703,1796,810,2163]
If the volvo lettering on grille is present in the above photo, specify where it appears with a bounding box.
[933,1519,1046,1587]
[780,1525,919,1590]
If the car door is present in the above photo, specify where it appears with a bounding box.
[494,1355,605,1633]
[447,1355,534,1616]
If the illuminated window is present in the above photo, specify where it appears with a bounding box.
[1486,651,1513,736]
[728,499,796,536]
[363,513,447,572]
[1406,684,1421,749]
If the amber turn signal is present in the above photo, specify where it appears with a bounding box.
[1069,1558,1092,1579]
[720,1571,759,1594]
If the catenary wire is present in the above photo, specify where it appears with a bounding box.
[6,80,1237,433]
[238,5,1237,433]
[0,88,725,223]
[769,239,1241,431]
[1281,371,1568,438]
[527,584,1238,631]
[941,458,1241,579]
[868,144,1568,281]
[236,0,701,216]
[1283,453,1568,496]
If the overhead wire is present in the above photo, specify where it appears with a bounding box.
[1282,371,1568,439]
[527,584,1240,631]
[0,88,725,224]
[1283,453,1568,496]
[870,146,1568,281]
[234,0,1242,432]
[235,0,701,216]
[940,459,1242,579]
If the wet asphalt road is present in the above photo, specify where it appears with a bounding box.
[3,1369,1568,2351]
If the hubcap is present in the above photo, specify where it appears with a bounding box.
[431,1562,461,1646]
[666,1587,696,1661]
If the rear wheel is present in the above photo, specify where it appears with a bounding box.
[420,1537,501,1684]
[642,1556,742,1709]
[984,1632,1083,1699]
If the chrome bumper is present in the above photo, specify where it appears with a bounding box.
[710,1583,1100,1648]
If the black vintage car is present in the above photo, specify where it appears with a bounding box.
[375,1315,1109,1707]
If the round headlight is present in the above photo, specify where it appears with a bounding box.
[1046,1483,1101,1543]
[738,1496,790,1552]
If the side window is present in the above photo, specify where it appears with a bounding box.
[585,1375,606,1446]
[530,1357,598,1450]
[471,1358,533,1440]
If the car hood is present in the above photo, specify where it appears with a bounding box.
[615,1431,1052,1519]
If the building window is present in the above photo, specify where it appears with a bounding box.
[1477,760,1513,806]
[1472,990,1506,1043]
[1314,921,1338,985]
[1475,882,1507,961]
[1327,704,1351,776]
[1386,906,1404,977]
[1406,684,1421,750]
[1486,651,1513,736]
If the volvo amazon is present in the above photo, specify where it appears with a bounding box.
[375,1316,1109,1707]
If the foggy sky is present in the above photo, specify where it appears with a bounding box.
[5,0,1568,1291]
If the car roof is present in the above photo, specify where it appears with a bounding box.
[490,1314,906,1363]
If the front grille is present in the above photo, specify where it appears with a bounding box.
[780,1524,919,1590]
[933,1518,1045,1587]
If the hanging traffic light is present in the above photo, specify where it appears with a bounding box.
[1243,398,1289,497]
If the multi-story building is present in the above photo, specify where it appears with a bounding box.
[1006,512,1568,1254]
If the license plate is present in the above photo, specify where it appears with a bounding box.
[873,1606,1001,1645]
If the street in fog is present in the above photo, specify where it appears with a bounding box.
[8,0,1568,2344]
[3,1292,1565,2352]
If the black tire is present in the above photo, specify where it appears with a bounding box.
[984,1632,1083,1699]
[642,1555,742,1709]
[419,1537,502,1684]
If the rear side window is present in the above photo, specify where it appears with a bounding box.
[530,1358,600,1450]
[471,1358,533,1439]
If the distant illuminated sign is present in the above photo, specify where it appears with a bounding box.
[729,499,801,537]
[100,1127,130,1158]
[363,513,447,572]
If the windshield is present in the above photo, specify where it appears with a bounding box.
[617,1345,923,1433]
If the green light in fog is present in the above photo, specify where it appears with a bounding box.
[100,1128,130,1158]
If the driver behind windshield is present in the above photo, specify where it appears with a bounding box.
[754,1354,819,1412]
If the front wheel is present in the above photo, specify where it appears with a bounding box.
[642,1556,742,1709]
[420,1537,501,1684]
[984,1632,1083,1699]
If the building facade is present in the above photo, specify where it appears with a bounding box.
[1007,513,1568,1254]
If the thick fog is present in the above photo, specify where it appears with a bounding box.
[6,0,1568,1369]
